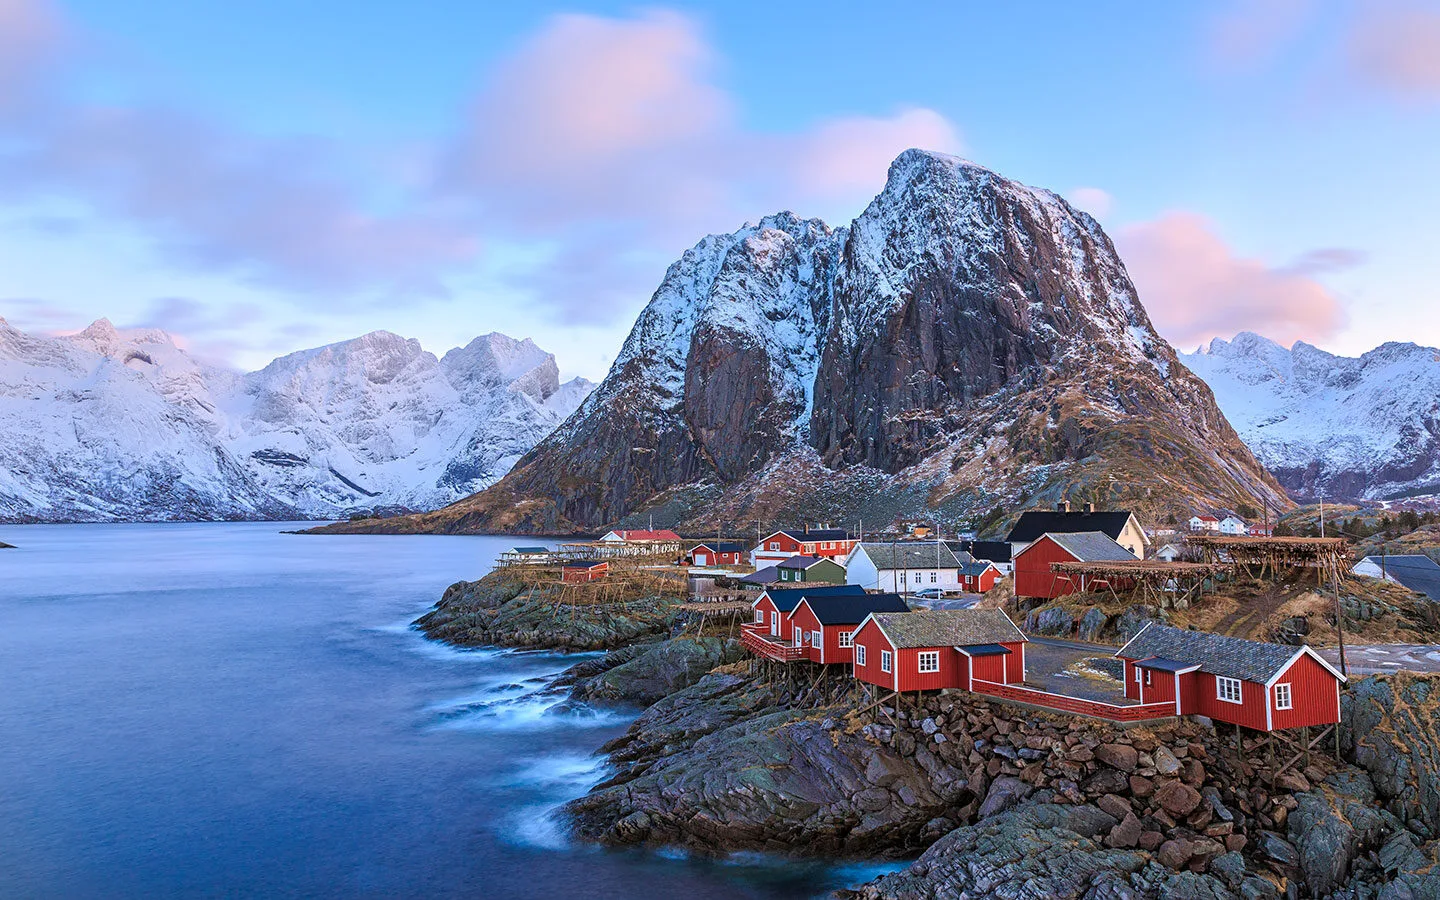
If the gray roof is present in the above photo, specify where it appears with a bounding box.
[959,561,998,577]
[869,609,1025,649]
[1361,555,1440,601]
[856,542,966,570]
[1044,531,1137,562]
[739,565,779,585]
[1116,623,1335,684]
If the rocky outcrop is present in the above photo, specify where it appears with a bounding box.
[1344,675,1440,837]
[414,574,678,651]
[565,637,744,706]
[334,150,1286,536]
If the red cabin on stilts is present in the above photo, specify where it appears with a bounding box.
[851,609,1027,694]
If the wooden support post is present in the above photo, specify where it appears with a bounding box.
[1303,725,1311,768]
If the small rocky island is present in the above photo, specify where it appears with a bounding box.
[420,567,1440,898]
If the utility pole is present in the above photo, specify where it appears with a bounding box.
[1320,497,1325,538]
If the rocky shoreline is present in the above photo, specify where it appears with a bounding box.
[420,572,1440,898]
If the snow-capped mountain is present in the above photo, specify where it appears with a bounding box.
[0,318,592,522]
[1181,333,1440,501]
[358,149,1283,535]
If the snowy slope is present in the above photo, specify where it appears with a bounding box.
[0,318,591,522]
[1181,333,1440,500]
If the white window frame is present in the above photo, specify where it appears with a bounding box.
[1274,683,1292,710]
[917,651,940,673]
[880,650,893,673]
[754,610,764,624]
[838,631,854,648]
[930,572,937,583]
[1216,676,1243,704]
[1134,667,1142,683]
[812,630,821,648]
[913,572,922,584]
[769,542,779,551]
[856,644,866,666]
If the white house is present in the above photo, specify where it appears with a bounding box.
[1188,515,1220,533]
[1154,543,1182,562]
[844,542,968,592]
[1218,516,1248,536]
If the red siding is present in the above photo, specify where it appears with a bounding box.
[895,646,964,692]
[562,562,608,583]
[753,596,787,636]
[1014,536,1080,600]
[852,620,897,691]
[965,642,1026,686]
[1192,672,1268,730]
[1269,653,1342,730]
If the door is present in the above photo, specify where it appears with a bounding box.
[794,626,803,646]
[770,613,778,636]
[695,553,708,566]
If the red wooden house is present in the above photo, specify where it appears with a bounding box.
[744,584,867,662]
[851,609,1027,694]
[958,561,1002,593]
[751,527,858,567]
[1115,623,1345,731]
[1014,531,1136,600]
[688,542,746,566]
[790,592,910,665]
[561,560,609,583]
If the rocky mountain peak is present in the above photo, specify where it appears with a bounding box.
[409,150,1284,535]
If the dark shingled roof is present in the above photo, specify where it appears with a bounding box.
[760,583,867,612]
[1117,623,1333,684]
[1006,510,1137,545]
[512,546,549,554]
[693,541,747,554]
[1135,657,1197,673]
[856,542,967,570]
[800,592,910,625]
[739,565,779,585]
[959,561,999,577]
[771,528,853,542]
[1361,555,1440,601]
[1044,531,1138,562]
[947,540,1012,563]
[961,643,1012,656]
[869,609,1025,649]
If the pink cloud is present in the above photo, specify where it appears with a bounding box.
[1207,0,1315,67]
[1066,187,1113,219]
[789,109,962,199]
[1116,212,1349,349]
[1348,5,1440,99]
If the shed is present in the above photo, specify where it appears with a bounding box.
[851,609,1027,693]
[1116,623,1344,731]
[776,555,847,584]
[790,592,910,665]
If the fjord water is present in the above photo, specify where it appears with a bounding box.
[0,524,886,898]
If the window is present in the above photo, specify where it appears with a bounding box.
[812,630,821,648]
[769,542,779,551]
[1217,676,1242,704]
[880,650,893,673]
[856,644,866,666]
[913,572,921,584]
[930,572,937,583]
[1145,670,1152,686]
[917,651,940,673]
[1274,683,1292,710]
[754,610,764,624]
[1134,667,1142,683]
[838,631,853,648]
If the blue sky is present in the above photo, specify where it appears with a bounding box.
[1,0,1437,379]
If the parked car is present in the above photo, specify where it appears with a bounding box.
[911,587,950,600]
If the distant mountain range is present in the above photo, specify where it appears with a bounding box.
[1181,333,1440,502]
[322,149,1287,536]
[0,318,592,522]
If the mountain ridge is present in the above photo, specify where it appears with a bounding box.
[323,150,1287,536]
[0,318,592,522]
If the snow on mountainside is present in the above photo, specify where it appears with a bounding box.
[350,149,1283,536]
[0,318,591,522]
[1182,333,1440,501]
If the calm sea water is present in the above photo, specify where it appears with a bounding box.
[0,523,895,899]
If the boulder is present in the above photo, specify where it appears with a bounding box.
[1095,743,1139,773]
[1156,781,1203,817]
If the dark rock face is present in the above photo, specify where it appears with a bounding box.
[414,575,677,651]
[566,637,744,707]
[365,151,1285,535]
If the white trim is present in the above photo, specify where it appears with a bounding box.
[917,650,940,674]
[880,649,893,674]
[1274,682,1292,710]
[1216,676,1243,704]
[855,643,866,667]
[1265,645,1347,686]
[837,630,854,649]
[1173,672,1182,716]
[1265,684,1273,731]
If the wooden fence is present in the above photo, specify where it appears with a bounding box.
[970,679,1175,722]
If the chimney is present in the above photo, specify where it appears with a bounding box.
[804,524,810,534]
[1084,502,1095,514]
[1056,501,1071,513]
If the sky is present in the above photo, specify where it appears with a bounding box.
[1,0,1438,380]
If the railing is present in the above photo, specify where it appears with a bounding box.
[970,679,1175,722]
[740,624,807,662]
